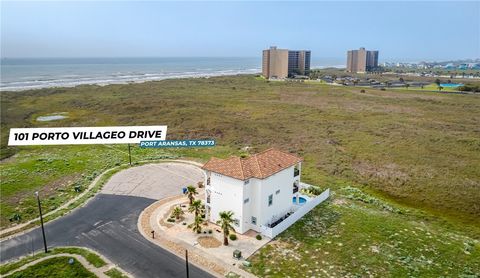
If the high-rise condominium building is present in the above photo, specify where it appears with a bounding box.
[262,46,311,79]
[288,50,311,76]
[262,47,289,79]
[346,47,379,73]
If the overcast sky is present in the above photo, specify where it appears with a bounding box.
[1,1,479,61]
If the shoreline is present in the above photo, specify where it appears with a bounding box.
[0,69,261,92]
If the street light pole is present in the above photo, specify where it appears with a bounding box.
[35,191,48,253]
[128,144,132,166]
[185,249,190,278]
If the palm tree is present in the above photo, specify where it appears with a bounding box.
[171,206,184,220]
[405,83,410,90]
[188,200,203,218]
[188,216,203,234]
[216,211,235,246]
[185,185,198,205]
[438,85,443,92]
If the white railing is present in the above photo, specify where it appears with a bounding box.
[261,188,330,238]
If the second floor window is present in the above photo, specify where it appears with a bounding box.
[268,194,273,206]
[294,165,300,177]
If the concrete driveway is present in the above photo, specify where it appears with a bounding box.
[1,162,212,278]
[102,163,204,199]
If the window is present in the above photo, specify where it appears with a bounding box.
[244,198,249,204]
[251,217,257,225]
[268,194,273,206]
[233,219,240,227]
[275,189,280,195]
[244,179,250,185]
[294,165,300,177]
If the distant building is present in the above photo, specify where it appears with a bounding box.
[262,46,311,79]
[262,47,289,79]
[346,47,379,73]
[288,50,311,76]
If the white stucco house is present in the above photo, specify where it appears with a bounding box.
[202,148,305,235]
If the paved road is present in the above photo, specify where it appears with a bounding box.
[0,163,211,278]
[102,163,204,199]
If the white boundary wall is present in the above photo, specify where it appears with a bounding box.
[260,188,330,238]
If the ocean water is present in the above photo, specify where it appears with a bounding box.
[0,57,344,91]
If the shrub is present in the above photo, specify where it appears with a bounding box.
[300,185,323,196]
[229,234,237,241]
[256,235,262,240]
[182,222,187,225]
[167,218,175,222]
[360,89,366,93]
[458,84,480,92]
[9,213,21,222]
[342,186,404,214]
[208,229,212,234]
[380,88,386,91]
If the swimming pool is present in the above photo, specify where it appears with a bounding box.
[440,83,463,88]
[292,196,307,205]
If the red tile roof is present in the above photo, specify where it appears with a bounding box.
[202,148,303,180]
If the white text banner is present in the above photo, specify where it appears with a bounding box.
[8,126,167,146]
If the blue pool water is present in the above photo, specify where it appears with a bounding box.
[293,196,307,204]
[440,83,463,88]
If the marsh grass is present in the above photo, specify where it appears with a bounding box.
[0,75,479,275]
[1,75,479,227]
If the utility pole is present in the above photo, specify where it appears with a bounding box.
[185,249,190,278]
[35,191,48,253]
[128,144,132,166]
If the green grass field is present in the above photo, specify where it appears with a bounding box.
[389,83,460,92]
[0,247,106,275]
[4,256,96,278]
[248,196,480,277]
[1,75,479,275]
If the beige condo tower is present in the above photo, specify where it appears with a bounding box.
[262,46,289,79]
[262,46,311,79]
[346,47,379,73]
